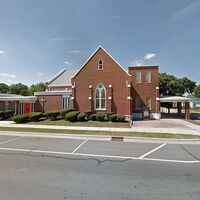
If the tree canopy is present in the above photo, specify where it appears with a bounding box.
[8,83,30,96]
[0,83,9,93]
[194,85,200,98]
[159,73,196,96]
[29,82,46,95]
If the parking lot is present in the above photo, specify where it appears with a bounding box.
[0,134,199,164]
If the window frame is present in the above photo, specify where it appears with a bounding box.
[98,60,104,70]
[95,83,106,110]
[145,72,152,83]
[136,71,142,83]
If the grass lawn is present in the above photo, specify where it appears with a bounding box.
[0,127,200,139]
[188,120,200,126]
[27,119,130,128]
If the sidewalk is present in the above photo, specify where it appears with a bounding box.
[0,120,200,135]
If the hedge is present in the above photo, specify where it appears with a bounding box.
[109,114,118,122]
[96,112,106,121]
[0,110,15,120]
[90,113,97,121]
[0,111,5,120]
[29,112,42,122]
[77,112,86,121]
[65,111,80,122]
[60,108,78,118]
[117,114,126,122]
[12,114,29,123]
[84,110,93,120]
[45,110,61,120]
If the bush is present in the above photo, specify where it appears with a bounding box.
[29,112,42,122]
[45,110,61,120]
[60,108,78,118]
[84,110,93,120]
[77,112,86,121]
[96,112,106,121]
[65,111,80,122]
[5,110,15,119]
[109,114,118,122]
[12,114,29,123]
[117,114,126,122]
[90,113,97,121]
[0,110,5,120]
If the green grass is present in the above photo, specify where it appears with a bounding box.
[188,120,200,126]
[0,127,200,139]
[27,119,130,128]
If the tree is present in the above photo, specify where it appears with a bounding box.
[29,82,46,95]
[8,83,29,96]
[0,83,9,93]
[159,73,196,96]
[194,85,200,98]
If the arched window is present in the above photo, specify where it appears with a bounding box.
[95,83,106,110]
[98,60,103,70]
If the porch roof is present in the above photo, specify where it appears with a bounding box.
[0,94,36,103]
[159,95,191,103]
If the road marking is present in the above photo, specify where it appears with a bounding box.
[0,136,24,145]
[139,143,167,159]
[72,140,88,153]
[0,147,199,164]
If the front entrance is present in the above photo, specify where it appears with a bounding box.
[23,103,31,113]
[143,108,150,119]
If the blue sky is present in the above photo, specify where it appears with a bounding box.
[0,0,200,85]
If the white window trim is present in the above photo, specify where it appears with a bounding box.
[95,83,106,110]
[136,72,142,83]
[98,59,104,70]
[145,72,152,83]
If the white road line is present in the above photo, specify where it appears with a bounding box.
[139,143,167,159]
[0,136,24,145]
[72,140,88,153]
[0,147,199,164]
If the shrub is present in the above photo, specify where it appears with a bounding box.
[29,112,42,122]
[2,110,14,119]
[65,111,80,122]
[109,114,118,122]
[77,112,86,121]
[96,112,106,121]
[45,110,61,120]
[60,108,78,118]
[117,114,126,122]
[0,110,5,120]
[84,110,93,120]
[90,113,97,121]
[12,114,29,123]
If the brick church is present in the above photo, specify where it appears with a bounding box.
[0,46,161,120]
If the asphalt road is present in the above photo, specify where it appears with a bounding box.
[0,134,200,200]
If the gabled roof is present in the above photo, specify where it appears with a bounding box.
[72,46,131,79]
[47,68,73,86]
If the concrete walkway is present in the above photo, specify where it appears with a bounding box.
[0,119,200,135]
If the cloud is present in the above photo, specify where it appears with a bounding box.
[131,59,145,66]
[170,1,200,22]
[67,50,81,54]
[0,50,5,55]
[37,72,44,76]
[0,73,16,78]
[51,37,78,41]
[144,53,156,60]
[64,61,72,66]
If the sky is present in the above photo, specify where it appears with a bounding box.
[0,0,200,86]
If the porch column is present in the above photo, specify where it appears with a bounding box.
[107,84,112,113]
[14,101,19,115]
[88,85,93,111]
[177,102,182,118]
[70,84,76,108]
[185,102,190,120]
[127,82,132,115]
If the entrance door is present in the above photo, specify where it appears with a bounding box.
[24,103,31,113]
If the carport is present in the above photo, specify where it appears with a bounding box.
[159,96,191,120]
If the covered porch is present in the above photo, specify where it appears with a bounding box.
[159,96,191,120]
[0,94,36,115]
